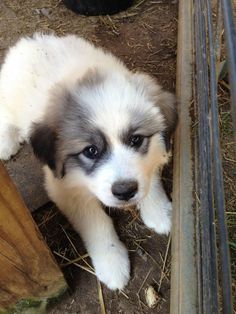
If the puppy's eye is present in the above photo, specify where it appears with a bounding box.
[129,135,144,148]
[82,145,98,159]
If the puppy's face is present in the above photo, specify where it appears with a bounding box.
[31,69,177,208]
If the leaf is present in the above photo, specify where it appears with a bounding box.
[229,241,236,250]
[217,60,228,81]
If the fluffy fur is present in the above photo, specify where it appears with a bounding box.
[0,34,177,290]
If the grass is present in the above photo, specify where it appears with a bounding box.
[227,211,236,280]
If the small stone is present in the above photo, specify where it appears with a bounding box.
[145,285,160,308]
[34,8,54,20]
[136,248,147,261]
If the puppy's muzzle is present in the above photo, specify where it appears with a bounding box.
[112,180,138,201]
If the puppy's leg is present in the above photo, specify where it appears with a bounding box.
[45,169,130,290]
[139,172,172,235]
[68,200,130,289]
[69,197,130,290]
[0,121,21,160]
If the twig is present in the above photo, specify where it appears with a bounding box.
[38,210,58,227]
[97,279,106,314]
[61,225,93,270]
[54,251,95,275]
[137,268,153,295]
[62,254,89,267]
[133,0,147,9]
[120,290,129,299]
[134,240,165,272]
[158,235,171,292]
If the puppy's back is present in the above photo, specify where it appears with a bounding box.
[0,34,125,136]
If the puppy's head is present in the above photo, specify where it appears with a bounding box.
[31,68,177,207]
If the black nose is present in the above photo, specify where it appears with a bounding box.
[112,180,138,201]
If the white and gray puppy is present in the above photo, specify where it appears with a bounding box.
[0,34,177,290]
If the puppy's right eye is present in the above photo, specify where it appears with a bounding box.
[129,135,144,148]
[82,145,98,159]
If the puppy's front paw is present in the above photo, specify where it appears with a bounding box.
[0,125,21,160]
[94,241,130,290]
[0,141,21,160]
[140,201,172,235]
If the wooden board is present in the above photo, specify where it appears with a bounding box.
[170,0,198,313]
[0,161,67,313]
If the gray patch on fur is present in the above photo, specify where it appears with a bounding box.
[128,108,163,136]
[155,92,178,151]
[76,68,106,90]
[131,71,178,151]
[154,91,178,136]
[65,130,110,175]
[57,90,111,175]
[120,109,161,154]
[30,69,110,176]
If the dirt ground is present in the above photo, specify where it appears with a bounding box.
[219,84,236,310]
[0,0,178,313]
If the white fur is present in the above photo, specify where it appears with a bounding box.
[0,34,174,290]
[139,173,172,235]
[45,166,130,289]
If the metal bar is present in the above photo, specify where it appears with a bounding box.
[194,0,219,312]
[221,0,236,137]
[171,0,233,312]
[205,0,233,312]
[170,0,197,312]
[215,0,223,66]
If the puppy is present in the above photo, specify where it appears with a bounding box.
[0,34,177,290]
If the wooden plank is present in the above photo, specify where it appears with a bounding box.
[170,0,198,313]
[0,161,67,313]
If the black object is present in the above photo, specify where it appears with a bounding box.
[112,180,138,201]
[63,0,133,16]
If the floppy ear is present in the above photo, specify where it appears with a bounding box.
[30,123,57,171]
[156,91,178,150]
[132,72,178,150]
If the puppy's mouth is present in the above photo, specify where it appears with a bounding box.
[101,196,139,209]
[115,200,137,208]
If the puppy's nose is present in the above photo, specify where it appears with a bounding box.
[112,180,138,201]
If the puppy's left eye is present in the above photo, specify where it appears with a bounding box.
[82,145,98,159]
[129,135,144,148]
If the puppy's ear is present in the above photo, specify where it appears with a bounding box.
[156,91,178,136]
[132,72,178,150]
[30,123,57,171]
